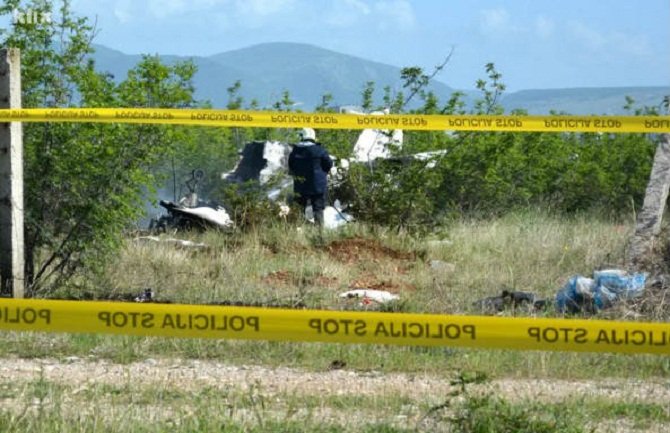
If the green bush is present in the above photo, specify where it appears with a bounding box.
[342,158,442,233]
[214,181,284,230]
[337,128,656,230]
[332,61,659,230]
[436,130,655,216]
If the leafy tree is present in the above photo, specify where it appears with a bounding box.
[361,81,375,112]
[342,60,658,226]
[226,80,243,110]
[315,92,333,112]
[473,62,506,115]
[1,0,200,292]
[272,89,294,111]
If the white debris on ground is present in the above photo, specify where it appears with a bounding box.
[134,236,208,250]
[175,206,233,228]
[323,206,352,229]
[339,289,399,304]
[278,203,291,218]
[304,204,353,229]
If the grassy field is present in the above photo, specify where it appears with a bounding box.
[1,358,669,432]
[2,210,670,432]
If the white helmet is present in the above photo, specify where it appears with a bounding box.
[299,127,316,141]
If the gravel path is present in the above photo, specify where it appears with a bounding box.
[1,357,669,432]
[2,356,670,404]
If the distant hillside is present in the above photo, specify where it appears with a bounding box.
[91,43,669,114]
[501,87,670,115]
[92,42,454,109]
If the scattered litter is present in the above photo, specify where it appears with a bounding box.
[556,269,646,313]
[134,236,209,250]
[134,288,154,303]
[473,290,547,314]
[278,203,291,218]
[339,289,399,304]
[304,205,353,229]
[324,206,352,229]
[328,360,347,370]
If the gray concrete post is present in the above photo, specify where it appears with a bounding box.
[0,48,24,298]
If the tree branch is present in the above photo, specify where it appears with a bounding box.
[403,46,455,109]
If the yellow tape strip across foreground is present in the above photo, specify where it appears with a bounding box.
[1,108,670,133]
[1,299,669,355]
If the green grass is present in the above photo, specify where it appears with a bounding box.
[584,400,670,426]
[2,211,670,431]
[51,210,631,311]
[1,373,668,433]
[3,211,670,379]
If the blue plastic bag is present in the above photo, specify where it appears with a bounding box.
[556,270,646,313]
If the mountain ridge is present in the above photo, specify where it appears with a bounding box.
[91,42,669,114]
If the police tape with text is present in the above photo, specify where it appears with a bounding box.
[1,108,670,133]
[1,299,670,355]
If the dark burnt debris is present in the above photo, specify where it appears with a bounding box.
[473,290,548,314]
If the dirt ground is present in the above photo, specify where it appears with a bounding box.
[1,357,669,432]
[2,357,669,402]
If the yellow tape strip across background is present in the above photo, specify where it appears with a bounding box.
[1,108,670,133]
[1,299,669,355]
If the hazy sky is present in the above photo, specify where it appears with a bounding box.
[28,1,670,91]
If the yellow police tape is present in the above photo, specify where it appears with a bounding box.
[1,298,669,355]
[1,108,670,133]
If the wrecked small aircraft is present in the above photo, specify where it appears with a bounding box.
[149,169,233,232]
[150,112,445,231]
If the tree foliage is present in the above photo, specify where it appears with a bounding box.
[0,0,209,292]
[339,61,659,230]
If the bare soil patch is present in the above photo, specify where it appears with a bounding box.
[326,237,415,264]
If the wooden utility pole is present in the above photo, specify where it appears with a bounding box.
[0,48,24,298]
[627,133,670,270]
